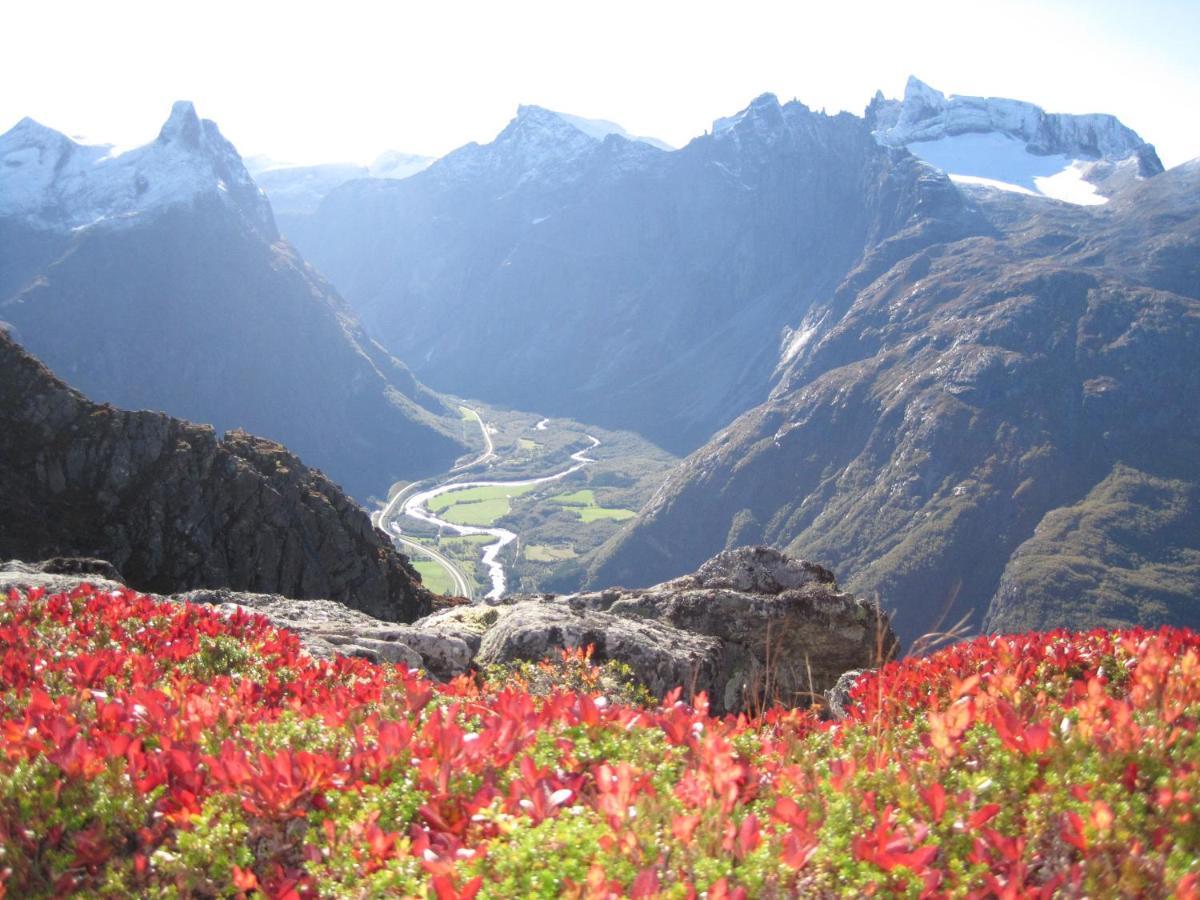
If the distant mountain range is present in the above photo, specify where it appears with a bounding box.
[282,79,1197,642]
[2,80,1195,643]
[245,151,435,218]
[0,102,468,500]
[287,96,975,453]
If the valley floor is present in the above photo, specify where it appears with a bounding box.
[373,401,677,599]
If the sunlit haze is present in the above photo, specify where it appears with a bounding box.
[3,0,1199,167]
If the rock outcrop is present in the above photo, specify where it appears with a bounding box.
[3,547,894,715]
[0,332,433,622]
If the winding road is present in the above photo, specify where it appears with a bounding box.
[391,533,471,597]
[402,435,600,599]
[376,410,599,601]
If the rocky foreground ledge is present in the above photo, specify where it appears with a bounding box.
[1,547,896,715]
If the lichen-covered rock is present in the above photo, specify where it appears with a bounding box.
[0,332,432,623]
[1,547,895,715]
[402,547,896,713]
[564,547,897,711]
[472,599,730,703]
[0,559,126,596]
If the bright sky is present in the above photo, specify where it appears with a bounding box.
[2,0,1197,167]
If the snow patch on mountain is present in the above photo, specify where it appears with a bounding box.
[0,102,275,236]
[911,132,1108,205]
[870,77,1163,206]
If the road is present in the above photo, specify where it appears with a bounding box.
[373,407,499,599]
[375,410,599,602]
[391,532,472,598]
[452,406,496,470]
[401,434,600,599]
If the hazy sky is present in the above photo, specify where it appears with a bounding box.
[3,0,1198,167]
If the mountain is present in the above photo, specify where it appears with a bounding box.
[246,151,434,218]
[546,109,673,151]
[0,103,468,500]
[0,328,434,621]
[289,98,979,453]
[588,156,1200,645]
[869,76,1164,205]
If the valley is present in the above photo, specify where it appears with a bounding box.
[373,403,675,600]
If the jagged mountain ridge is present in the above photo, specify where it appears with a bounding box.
[290,95,981,453]
[588,159,1200,645]
[0,329,433,622]
[0,103,469,500]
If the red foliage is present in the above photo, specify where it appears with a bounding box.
[1,584,1199,896]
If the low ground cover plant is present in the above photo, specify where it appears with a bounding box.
[1,584,1198,897]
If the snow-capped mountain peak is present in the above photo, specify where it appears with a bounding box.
[0,103,275,237]
[430,103,666,188]
[869,77,1163,206]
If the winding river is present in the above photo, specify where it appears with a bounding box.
[398,435,600,599]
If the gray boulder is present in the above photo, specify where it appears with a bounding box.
[2,547,895,715]
[409,546,895,713]
[560,547,896,712]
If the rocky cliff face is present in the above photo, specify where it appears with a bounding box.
[0,331,433,621]
[589,163,1200,645]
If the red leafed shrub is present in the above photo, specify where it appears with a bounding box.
[1,583,1199,897]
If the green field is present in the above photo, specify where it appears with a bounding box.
[549,489,636,522]
[441,534,496,549]
[442,499,510,525]
[524,544,578,562]
[549,489,594,506]
[429,483,537,512]
[578,506,636,522]
[427,483,538,525]
[412,559,456,595]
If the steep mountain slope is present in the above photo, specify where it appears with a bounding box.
[589,161,1200,644]
[0,103,467,500]
[290,98,980,452]
[0,329,433,621]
